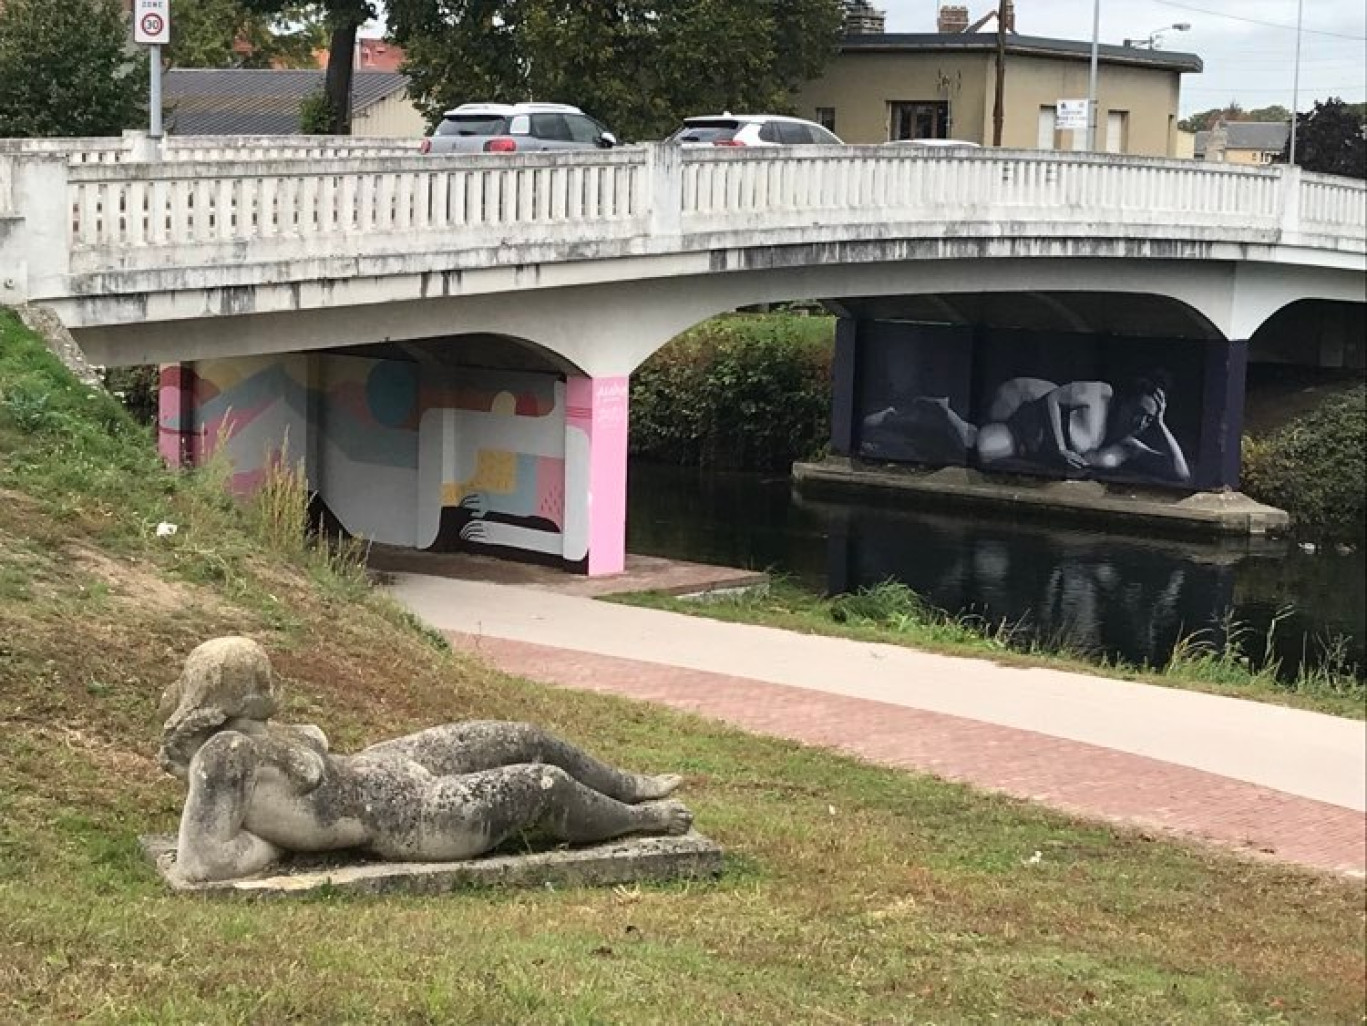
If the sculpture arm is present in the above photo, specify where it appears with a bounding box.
[175,731,282,883]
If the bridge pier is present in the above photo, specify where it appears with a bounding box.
[157,355,632,577]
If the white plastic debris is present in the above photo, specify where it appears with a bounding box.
[155,522,179,538]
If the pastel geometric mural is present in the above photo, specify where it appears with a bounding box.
[159,354,630,575]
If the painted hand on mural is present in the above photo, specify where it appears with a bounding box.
[459,521,488,542]
[458,493,489,516]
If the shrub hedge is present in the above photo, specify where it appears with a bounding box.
[630,314,835,471]
[1242,384,1366,541]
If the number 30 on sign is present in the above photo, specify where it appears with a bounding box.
[134,0,171,45]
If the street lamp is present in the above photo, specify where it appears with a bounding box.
[1124,22,1191,49]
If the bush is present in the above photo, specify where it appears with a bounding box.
[630,314,834,471]
[1242,384,1366,541]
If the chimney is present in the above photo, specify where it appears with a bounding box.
[937,5,970,33]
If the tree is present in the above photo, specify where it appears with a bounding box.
[241,0,376,132]
[388,0,845,141]
[167,0,324,70]
[1283,98,1367,179]
[0,0,146,137]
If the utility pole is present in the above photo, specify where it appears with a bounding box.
[1086,0,1100,151]
[992,5,1006,145]
[1289,0,1303,164]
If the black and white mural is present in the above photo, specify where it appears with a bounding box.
[841,321,1243,491]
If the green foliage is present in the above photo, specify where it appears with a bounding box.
[1283,97,1367,179]
[298,88,334,133]
[0,0,146,138]
[630,315,834,471]
[388,0,845,140]
[1242,385,1366,541]
[166,0,324,70]
[101,365,158,426]
[1178,103,1290,134]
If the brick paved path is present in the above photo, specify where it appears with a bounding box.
[450,632,1367,878]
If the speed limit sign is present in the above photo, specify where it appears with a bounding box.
[134,0,170,45]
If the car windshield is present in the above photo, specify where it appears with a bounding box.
[671,120,740,144]
[437,115,507,137]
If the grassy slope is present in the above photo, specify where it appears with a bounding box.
[1,314,1364,1025]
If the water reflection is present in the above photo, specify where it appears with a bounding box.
[626,460,1365,678]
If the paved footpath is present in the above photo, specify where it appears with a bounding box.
[388,573,1367,878]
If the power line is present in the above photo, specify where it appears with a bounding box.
[1150,0,1367,40]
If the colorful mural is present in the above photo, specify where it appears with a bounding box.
[159,355,630,574]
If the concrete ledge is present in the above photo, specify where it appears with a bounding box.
[139,833,724,897]
[793,458,1290,537]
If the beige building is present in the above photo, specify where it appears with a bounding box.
[796,33,1202,157]
[1194,121,1291,165]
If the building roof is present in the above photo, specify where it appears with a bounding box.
[839,32,1203,73]
[164,70,410,135]
[1195,120,1291,154]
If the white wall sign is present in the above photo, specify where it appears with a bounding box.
[1056,99,1090,131]
[134,0,171,45]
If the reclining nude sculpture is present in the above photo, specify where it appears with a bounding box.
[158,636,693,883]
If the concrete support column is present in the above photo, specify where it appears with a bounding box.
[564,375,630,576]
[157,363,197,468]
[829,316,858,457]
[1194,339,1249,491]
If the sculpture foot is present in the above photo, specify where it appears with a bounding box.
[636,773,685,800]
[644,799,693,836]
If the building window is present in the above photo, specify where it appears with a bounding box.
[889,101,949,141]
[816,107,837,133]
[1105,111,1129,154]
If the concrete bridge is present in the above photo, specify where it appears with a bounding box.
[2,136,1363,573]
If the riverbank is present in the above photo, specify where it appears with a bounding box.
[609,579,1366,720]
[10,319,1365,1019]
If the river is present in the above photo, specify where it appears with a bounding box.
[626,460,1366,681]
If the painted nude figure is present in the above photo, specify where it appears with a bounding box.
[158,637,692,883]
[974,376,1191,483]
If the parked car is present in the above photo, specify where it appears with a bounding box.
[883,138,982,148]
[668,113,843,148]
[421,102,619,154]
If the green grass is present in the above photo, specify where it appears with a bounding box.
[609,579,1367,720]
[2,311,1365,1024]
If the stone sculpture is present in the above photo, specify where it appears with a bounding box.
[158,636,693,883]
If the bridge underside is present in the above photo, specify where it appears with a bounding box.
[139,261,1362,576]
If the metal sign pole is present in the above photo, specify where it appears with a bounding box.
[150,44,163,139]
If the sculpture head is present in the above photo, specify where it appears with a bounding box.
[158,636,278,779]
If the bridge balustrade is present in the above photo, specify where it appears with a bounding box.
[0,142,1361,309]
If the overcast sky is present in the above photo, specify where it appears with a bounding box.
[879,0,1367,114]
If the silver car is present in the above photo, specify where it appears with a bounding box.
[421,102,619,155]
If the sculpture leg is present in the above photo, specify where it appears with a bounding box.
[392,764,693,862]
[360,722,681,803]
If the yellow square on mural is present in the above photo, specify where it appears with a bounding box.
[448,447,518,501]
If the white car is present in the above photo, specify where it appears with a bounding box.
[883,138,982,148]
[421,102,618,155]
[668,113,843,148]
